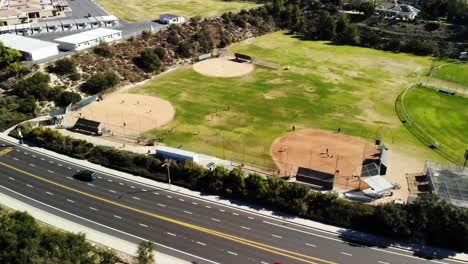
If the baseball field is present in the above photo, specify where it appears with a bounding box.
[130,31,451,170]
[96,0,261,22]
[402,86,468,161]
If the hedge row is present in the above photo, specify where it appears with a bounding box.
[14,126,468,252]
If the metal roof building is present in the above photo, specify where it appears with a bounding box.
[0,34,58,61]
[54,28,122,51]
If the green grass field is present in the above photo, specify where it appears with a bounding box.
[96,0,261,22]
[132,32,443,165]
[404,87,468,160]
[432,63,468,87]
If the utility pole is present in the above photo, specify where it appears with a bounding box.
[162,160,172,189]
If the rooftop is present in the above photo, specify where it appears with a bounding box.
[54,28,121,44]
[0,33,58,52]
[426,161,468,208]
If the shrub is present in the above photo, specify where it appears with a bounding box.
[134,49,162,72]
[54,91,81,107]
[47,58,76,76]
[93,42,113,58]
[80,71,119,94]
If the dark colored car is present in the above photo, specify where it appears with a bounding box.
[74,170,96,181]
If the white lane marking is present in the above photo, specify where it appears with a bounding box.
[119,182,124,186]
[15,149,20,152]
[196,241,206,246]
[87,183,95,187]
[32,155,36,158]
[248,216,254,220]
[227,251,238,256]
[46,191,53,195]
[47,170,54,174]
[240,226,250,230]
[89,207,98,211]
[107,179,113,182]
[139,223,149,227]
[167,232,176,237]
[13,157,19,161]
[378,261,390,264]
[340,252,352,257]
[219,209,225,212]
[179,198,184,202]
[58,164,63,167]
[40,158,44,160]
[167,195,172,198]
[272,234,282,239]
[66,199,75,203]
[24,152,28,155]
[157,203,166,207]
[66,176,73,180]
[0,185,221,264]
[141,189,147,191]
[153,192,159,195]
[113,215,122,219]
[29,163,36,167]
[205,205,211,208]
[26,184,33,188]
[232,212,239,216]
[109,190,117,193]
[8,177,15,180]
[261,262,269,264]
[67,167,72,170]
[132,196,141,200]
[305,243,317,247]
[262,220,342,242]
[192,202,198,205]
[49,160,54,163]
[130,186,135,189]
[184,211,192,214]
[97,176,102,179]
[211,218,221,222]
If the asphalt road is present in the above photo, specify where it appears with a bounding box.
[0,139,464,264]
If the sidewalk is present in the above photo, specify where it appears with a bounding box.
[1,132,467,263]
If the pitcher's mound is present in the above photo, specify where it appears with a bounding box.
[193,58,254,77]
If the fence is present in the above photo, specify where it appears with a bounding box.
[252,58,280,70]
[395,85,465,165]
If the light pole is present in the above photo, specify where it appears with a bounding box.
[162,159,172,189]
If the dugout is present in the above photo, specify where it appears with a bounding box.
[73,118,101,135]
[296,167,335,190]
[234,53,253,62]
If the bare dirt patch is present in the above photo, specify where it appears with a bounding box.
[67,93,175,137]
[193,57,255,78]
[271,129,379,190]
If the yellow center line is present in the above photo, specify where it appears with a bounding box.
[0,160,336,264]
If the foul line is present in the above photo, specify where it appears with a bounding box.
[0,161,335,264]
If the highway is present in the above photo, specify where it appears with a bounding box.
[0,139,464,264]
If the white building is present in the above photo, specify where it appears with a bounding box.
[376,0,420,20]
[159,14,185,24]
[54,28,122,51]
[0,33,58,61]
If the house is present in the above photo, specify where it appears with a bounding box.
[376,0,420,20]
[54,28,122,51]
[0,34,58,61]
[159,14,185,24]
[0,0,70,26]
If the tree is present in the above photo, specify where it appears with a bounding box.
[245,173,268,201]
[97,248,118,264]
[317,11,336,40]
[0,42,21,69]
[333,23,360,45]
[359,2,375,18]
[136,241,155,264]
[18,96,36,113]
[55,91,81,107]
[94,42,113,58]
[134,49,161,72]
[154,46,166,60]
[80,71,119,94]
[222,168,245,197]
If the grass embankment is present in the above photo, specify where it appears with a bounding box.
[96,0,261,22]
[432,63,468,87]
[132,32,442,165]
[404,87,468,161]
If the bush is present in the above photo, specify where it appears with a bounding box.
[154,46,166,60]
[54,91,81,107]
[80,71,119,94]
[93,42,113,58]
[47,58,76,76]
[134,49,162,72]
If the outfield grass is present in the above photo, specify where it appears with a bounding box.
[432,63,468,87]
[132,32,442,165]
[404,87,468,161]
[96,0,261,22]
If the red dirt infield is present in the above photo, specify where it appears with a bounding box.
[270,129,379,190]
